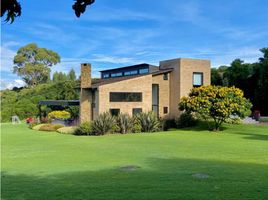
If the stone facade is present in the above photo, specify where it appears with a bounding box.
[79,58,211,122]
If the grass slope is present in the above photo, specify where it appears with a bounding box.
[1,123,268,200]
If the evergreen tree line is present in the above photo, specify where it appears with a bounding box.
[211,48,268,115]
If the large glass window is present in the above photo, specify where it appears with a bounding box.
[139,68,149,74]
[193,72,203,87]
[110,92,142,102]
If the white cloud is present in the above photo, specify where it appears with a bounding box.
[0,79,26,90]
[0,44,16,72]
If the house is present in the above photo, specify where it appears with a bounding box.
[80,58,211,123]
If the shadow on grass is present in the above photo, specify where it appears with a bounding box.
[2,158,268,200]
[231,132,268,141]
[175,121,228,132]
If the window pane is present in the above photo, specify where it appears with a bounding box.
[139,68,149,74]
[193,73,203,86]
[111,72,123,77]
[132,108,142,115]
[110,109,120,116]
[110,92,142,102]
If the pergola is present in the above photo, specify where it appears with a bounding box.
[38,100,80,118]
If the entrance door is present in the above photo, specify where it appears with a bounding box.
[152,84,159,117]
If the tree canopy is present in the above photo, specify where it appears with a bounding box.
[1,0,95,23]
[179,86,252,131]
[211,48,268,115]
[13,43,60,86]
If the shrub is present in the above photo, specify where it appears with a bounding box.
[135,112,160,132]
[75,122,93,135]
[92,112,116,135]
[132,123,142,133]
[32,124,48,130]
[57,126,78,134]
[29,122,40,129]
[116,113,134,134]
[48,110,71,120]
[161,118,176,131]
[39,124,64,132]
[53,124,65,130]
[176,112,198,128]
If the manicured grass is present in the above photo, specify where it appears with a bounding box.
[1,123,268,200]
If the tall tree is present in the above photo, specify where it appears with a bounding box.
[13,43,60,86]
[1,0,95,23]
[68,69,77,81]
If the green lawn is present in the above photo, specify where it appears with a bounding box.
[1,123,268,200]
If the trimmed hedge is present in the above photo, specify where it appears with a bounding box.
[57,126,78,134]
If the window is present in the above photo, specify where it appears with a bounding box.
[111,72,123,78]
[163,73,168,80]
[139,68,149,74]
[124,70,138,76]
[110,92,142,102]
[163,107,168,114]
[110,109,120,116]
[193,72,203,87]
[132,108,142,115]
[103,73,110,78]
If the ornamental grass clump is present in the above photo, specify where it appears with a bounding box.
[116,113,134,134]
[74,122,93,135]
[135,111,160,132]
[179,85,252,131]
[92,112,116,135]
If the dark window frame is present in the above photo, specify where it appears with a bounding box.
[132,108,142,115]
[110,108,120,116]
[193,72,203,87]
[163,73,168,80]
[110,92,143,102]
[163,107,168,114]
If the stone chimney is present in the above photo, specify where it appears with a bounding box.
[80,63,92,123]
[81,63,91,88]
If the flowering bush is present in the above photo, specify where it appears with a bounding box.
[179,86,252,131]
[48,110,71,120]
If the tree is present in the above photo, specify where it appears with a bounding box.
[179,86,252,131]
[211,68,223,86]
[68,69,77,81]
[1,0,95,23]
[13,43,60,86]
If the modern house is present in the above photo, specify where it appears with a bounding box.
[80,58,211,123]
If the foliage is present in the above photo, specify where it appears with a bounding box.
[28,122,40,129]
[179,86,252,131]
[48,110,71,120]
[57,126,78,135]
[135,112,160,132]
[13,43,60,86]
[32,124,48,131]
[211,48,268,115]
[39,124,64,132]
[75,122,93,135]
[0,81,79,122]
[92,112,116,135]
[175,112,198,128]
[116,113,134,134]
[161,118,176,131]
[1,0,95,23]
[131,123,142,133]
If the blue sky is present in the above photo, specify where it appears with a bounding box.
[1,0,268,89]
